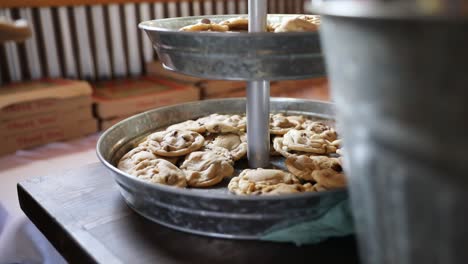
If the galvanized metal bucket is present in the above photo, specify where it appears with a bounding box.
[313,0,468,263]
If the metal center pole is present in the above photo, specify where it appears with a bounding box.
[247,0,270,168]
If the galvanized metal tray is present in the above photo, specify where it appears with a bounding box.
[138,15,325,81]
[96,98,348,239]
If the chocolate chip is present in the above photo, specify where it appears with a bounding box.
[331,163,342,172]
[167,174,177,184]
[200,18,211,24]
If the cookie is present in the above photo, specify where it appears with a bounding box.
[204,133,247,161]
[118,146,158,172]
[220,17,249,31]
[179,22,229,32]
[270,144,282,156]
[219,17,277,32]
[282,129,337,154]
[336,147,343,156]
[181,151,234,187]
[330,138,342,148]
[285,155,346,189]
[320,129,338,142]
[268,23,280,32]
[311,183,328,192]
[228,168,312,195]
[202,145,235,161]
[273,136,312,158]
[166,120,206,133]
[117,145,178,173]
[270,113,303,135]
[302,120,339,143]
[297,15,321,25]
[287,114,306,124]
[274,15,320,33]
[143,129,204,157]
[260,183,307,195]
[127,159,187,187]
[197,114,246,134]
[301,120,330,133]
[272,137,297,158]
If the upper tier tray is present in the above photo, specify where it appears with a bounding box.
[139,15,325,81]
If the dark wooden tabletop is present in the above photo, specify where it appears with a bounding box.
[17,163,360,264]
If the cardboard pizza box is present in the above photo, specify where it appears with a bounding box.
[201,81,287,99]
[204,78,329,100]
[196,80,247,99]
[1,118,97,156]
[146,61,204,84]
[270,78,330,100]
[0,106,93,137]
[92,77,200,119]
[0,79,92,120]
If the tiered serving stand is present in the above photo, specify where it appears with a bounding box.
[97,4,347,239]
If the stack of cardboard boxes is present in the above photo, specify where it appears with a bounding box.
[0,62,328,156]
[269,78,330,100]
[93,76,200,131]
[0,79,97,156]
[91,61,328,131]
[146,61,329,100]
[146,61,249,99]
[195,79,329,99]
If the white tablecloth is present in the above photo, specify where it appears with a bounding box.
[0,133,101,264]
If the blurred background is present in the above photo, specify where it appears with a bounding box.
[0,0,328,152]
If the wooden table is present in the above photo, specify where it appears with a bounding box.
[17,163,360,264]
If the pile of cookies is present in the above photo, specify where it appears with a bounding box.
[179,15,320,33]
[117,113,346,195]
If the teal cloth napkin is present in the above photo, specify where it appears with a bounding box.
[260,199,354,246]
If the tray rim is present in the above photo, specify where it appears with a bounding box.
[138,14,325,81]
[96,97,346,201]
[138,14,320,36]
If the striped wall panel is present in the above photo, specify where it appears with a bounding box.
[0,0,306,85]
